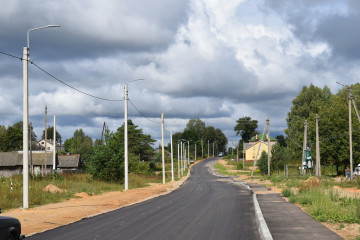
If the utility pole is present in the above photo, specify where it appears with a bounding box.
[213,142,214,157]
[315,114,321,177]
[195,142,197,161]
[251,122,267,177]
[267,118,271,176]
[201,139,203,158]
[208,140,209,158]
[236,145,239,162]
[180,142,183,176]
[53,115,56,171]
[302,120,308,175]
[124,84,129,190]
[44,105,47,176]
[23,25,60,209]
[349,91,353,180]
[170,129,174,181]
[177,143,180,178]
[161,113,165,184]
[188,141,190,164]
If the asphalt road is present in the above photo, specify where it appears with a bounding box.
[28,158,259,240]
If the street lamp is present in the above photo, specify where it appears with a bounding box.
[161,109,173,184]
[124,79,144,191]
[23,25,60,209]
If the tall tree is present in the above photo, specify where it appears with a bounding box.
[42,126,62,144]
[285,84,332,161]
[65,129,93,163]
[234,116,258,143]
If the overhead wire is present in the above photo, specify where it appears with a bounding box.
[128,99,161,124]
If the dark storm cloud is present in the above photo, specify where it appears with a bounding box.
[264,0,360,60]
[0,0,190,60]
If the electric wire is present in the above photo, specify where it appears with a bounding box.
[0,50,125,102]
[128,99,161,123]
[29,59,124,102]
[0,51,22,60]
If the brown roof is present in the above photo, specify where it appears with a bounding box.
[0,152,21,166]
[58,155,80,168]
[0,152,54,166]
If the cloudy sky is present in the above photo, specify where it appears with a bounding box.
[0,0,359,145]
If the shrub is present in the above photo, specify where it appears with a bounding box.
[257,151,268,175]
[236,162,243,170]
[282,188,292,197]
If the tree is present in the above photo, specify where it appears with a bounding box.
[234,117,258,143]
[65,129,93,163]
[271,143,292,174]
[185,118,206,140]
[275,135,287,147]
[257,151,268,175]
[285,84,332,162]
[42,126,62,144]
[87,119,156,182]
[0,121,36,152]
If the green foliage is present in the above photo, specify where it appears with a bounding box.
[257,151,268,175]
[281,188,292,197]
[271,143,292,174]
[65,129,93,163]
[42,126,62,143]
[234,116,258,143]
[86,120,156,182]
[285,84,332,162]
[236,162,243,170]
[0,121,36,152]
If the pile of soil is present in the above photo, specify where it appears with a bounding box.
[44,184,67,193]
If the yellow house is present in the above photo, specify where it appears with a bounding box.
[244,134,277,161]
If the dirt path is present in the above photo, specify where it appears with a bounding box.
[2,171,191,236]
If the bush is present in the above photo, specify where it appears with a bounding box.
[236,162,243,170]
[282,188,292,197]
[257,151,268,175]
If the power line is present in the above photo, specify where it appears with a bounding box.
[128,99,161,124]
[0,51,22,60]
[29,59,124,102]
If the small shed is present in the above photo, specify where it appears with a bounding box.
[0,152,22,177]
[57,154,81,171]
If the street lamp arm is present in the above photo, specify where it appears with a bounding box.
[27,25,60,48]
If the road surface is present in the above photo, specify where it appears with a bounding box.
[28,158,259,240]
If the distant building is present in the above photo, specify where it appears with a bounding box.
[0,152,81,177]
[243,134,277,161]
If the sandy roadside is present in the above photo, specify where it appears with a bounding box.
[2,166,193,236]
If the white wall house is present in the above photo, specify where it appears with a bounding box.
[38,139,55,151]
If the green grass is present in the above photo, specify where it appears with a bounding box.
[0,170,187,211]
[214,162,240,176]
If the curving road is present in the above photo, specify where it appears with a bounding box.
[28,158,259,240]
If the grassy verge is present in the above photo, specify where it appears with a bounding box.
[0,170,178,211]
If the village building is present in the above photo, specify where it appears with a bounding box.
[243,133,277,161]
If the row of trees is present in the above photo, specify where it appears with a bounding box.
[169,118,228,158]
[245,83,360,175]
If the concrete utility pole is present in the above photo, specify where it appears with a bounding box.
[251,122,267,177]
[201,139,203,158]
[23,25,60,209]
[349,92,353,180]
[236,145,239,162]
[315,114,321,177]
[267,118,271,176]
[195,142,197,161]
[53,115,56,171]
[188,141,190,164]
[44,105,47,176]
[208,140,210,158]
[213,142,214,157]
[161,113,165,184]
[170,129,174,181]
[302,120,308,175]
[22,45,29,209]
[124,84,129,190]
[177,143,180,178]
[180,142,183,176]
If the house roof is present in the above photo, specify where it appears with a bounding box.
[58,155,80,168]
[249,133,277,142]
[0,152,21,166]
[0,152,54,166]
